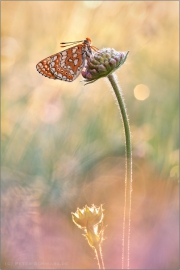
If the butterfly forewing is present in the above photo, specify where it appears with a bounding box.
[36,38,93,82]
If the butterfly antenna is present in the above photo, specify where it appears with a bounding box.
[60,40,83,47]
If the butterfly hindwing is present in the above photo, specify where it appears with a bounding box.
[49,45,86,82]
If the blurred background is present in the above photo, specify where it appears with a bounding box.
[1,1,179,269]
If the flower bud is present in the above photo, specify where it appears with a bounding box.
[82,48,129,83]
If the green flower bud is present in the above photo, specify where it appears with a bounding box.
[82,48,129,84]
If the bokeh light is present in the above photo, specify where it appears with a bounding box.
[134,84,150,100]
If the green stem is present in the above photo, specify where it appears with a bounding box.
[95,244,105,269]
[107,73,133,269]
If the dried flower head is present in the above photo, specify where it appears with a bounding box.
[83,226,104,248]
[82,48,129,84]
[71,204,105,250]
[71,204,104,229]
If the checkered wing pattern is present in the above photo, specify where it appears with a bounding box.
[36,38,93,82]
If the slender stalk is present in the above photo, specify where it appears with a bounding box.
[95,244,105,269]
[107,73,133,269]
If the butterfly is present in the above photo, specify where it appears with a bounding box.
[36,37,97,82]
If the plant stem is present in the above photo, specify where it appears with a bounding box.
[107,73,133,269]
[95,244,105,269]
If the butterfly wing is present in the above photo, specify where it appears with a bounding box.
[36,44,89,82]
[49,45,87,82]
[36,54,57,80]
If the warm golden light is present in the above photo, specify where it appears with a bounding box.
[134,84,150,100]
[83,1,102,9]
[1,2,178,269]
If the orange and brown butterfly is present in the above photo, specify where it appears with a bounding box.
[36,37,98,82]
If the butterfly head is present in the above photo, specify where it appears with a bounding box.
[85,37,92,45]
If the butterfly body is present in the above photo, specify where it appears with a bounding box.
[36,38,93,82]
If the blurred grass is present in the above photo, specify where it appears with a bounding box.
[1,1,179,269]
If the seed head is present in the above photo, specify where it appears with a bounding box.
[71,204,104,230]
[71,204,105,249]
